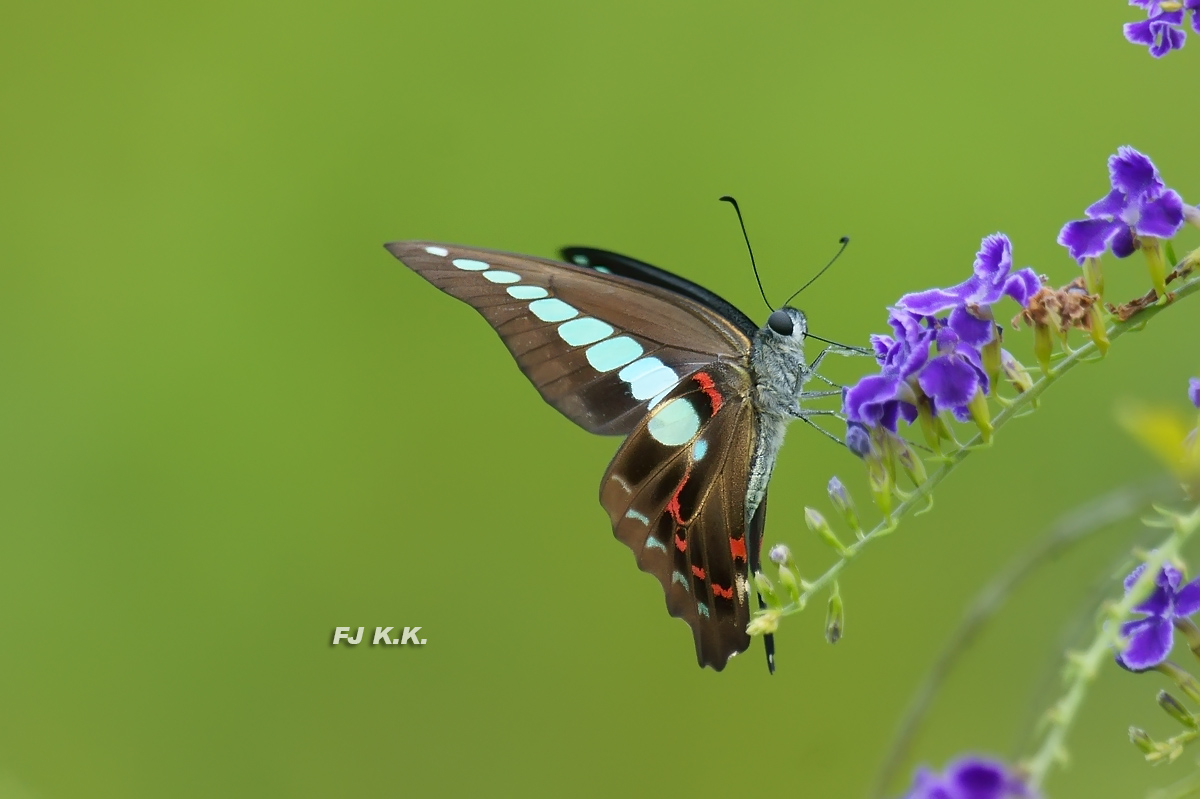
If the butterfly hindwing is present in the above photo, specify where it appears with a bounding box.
[599,361,758,670]
[385,242,752,436]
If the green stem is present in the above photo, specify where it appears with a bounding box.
[1022,506,1200,790]
[772,273,1200,620]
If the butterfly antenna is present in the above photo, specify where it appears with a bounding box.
[804,331,871,355]
[782,236,851,307]
[719,195,773,312]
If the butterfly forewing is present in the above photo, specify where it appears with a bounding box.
[386,242,752,435]
[600,362,757,670]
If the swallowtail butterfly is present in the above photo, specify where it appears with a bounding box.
[385,240,848,671]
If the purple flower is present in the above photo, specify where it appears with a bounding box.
[1115,562,1200,672]
[1124,1,1199,57]
[918,328,990,422]
[897,235,1040,346]
[1058,146,1185,262]
[901,757,1033,799]
[843,312,931,431]
[1190,377,1200,409]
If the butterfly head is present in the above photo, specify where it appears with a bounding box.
[766,307,807,339]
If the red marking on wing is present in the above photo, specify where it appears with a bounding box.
[729,536,747,563]
[691,564,706,579]
[665,471,689,525]
[674,532,687,552]
[712,583,734,600]
[693,371,723,415]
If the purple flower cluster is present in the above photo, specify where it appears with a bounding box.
[1058,147,1186,262]
[1125,0,1200,58]
[844,235,1038,432]
[901,757,1033,799]
[1116,562,1200,672]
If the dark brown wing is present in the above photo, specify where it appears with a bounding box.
[384,241,753,435]
[599,362,757,670]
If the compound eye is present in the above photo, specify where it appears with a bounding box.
[767,309,794,336]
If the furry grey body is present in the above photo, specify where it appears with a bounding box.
[745,306,813,523]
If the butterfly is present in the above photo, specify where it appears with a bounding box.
[384,238,853,671]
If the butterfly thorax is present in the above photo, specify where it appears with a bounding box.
[745,307,811,522]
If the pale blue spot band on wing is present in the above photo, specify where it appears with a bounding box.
[483,270,520,284]
[507,285,548,300]
[618,357,679,402]
[672,571,689,588]
[557,317,613,347]
[451,258,489,271]
[626,509,650,526]
[697,602,710,618]
[691,439,708,461]
[585,336,643,372]
[529,298,579,323]
[645,538,668,553]
[647,397,700,446]
[424,246,448,256]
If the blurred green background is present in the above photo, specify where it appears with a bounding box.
[1,1,1198,796]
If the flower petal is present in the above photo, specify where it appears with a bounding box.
[1134,584,1172,616]
[1002,268,1041,308]
[973,234,1012,281]
[1124,563,1148,591]
[1174,578,1200,617]
[1057,218,1122,262]
[897,333,933,379]
[845,375,903,425]
[949,306,993,348]
[1111,225,1137,258]
[946,758,1010,799]
[896,285,973,317]
[1125,18,1158,46]
[1110,146,1165,199]
[1190,377,1200,409]
[1118,616,1174,671]
[1136,190,1185,238]
[1086,188,1128,220]
[918,355,978,409]
[870,333,895,363]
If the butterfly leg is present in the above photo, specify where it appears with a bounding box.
[799,389,841,400]
[797,415,849,447]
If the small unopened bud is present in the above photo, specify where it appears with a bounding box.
[1141,238,1170,301]
[753,571,779,606]
[896,441,928,486]
[916,398,944,457]
[846,424,872,459]
[1129,726,1157,755]
[777,565,801,603]
[981,335,1002,391]
[1001,350,1034,395]
[768,544,791,567]
[966,386,993,443]
[1086,305,1109,355]
[1175,617,1200,658]
[746,608,781,636]
[1184,204,1200,230]
[1083,256,1104,297]
[1033,321,1054,376]
[805,507,850,558]
[1155,661,1200,705]
[1157,690,1198,729]
[825,583,844,644]
[827,476,860,533]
